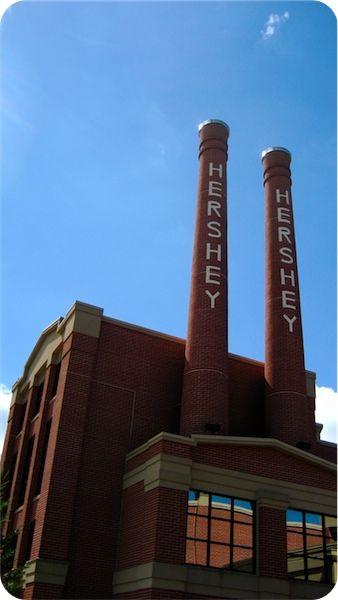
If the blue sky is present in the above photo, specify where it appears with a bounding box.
[0,1,336,443]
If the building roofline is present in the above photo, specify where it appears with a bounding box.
[12,301,316,393]
[126,431,336,473]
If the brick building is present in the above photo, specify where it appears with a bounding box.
[1,120,336,599]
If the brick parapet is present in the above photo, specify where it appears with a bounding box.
[125,433,336,492]
[191,444,336,490]
[126,439,193,473]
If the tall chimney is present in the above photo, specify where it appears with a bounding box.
[180,120,230,437]
[262,147,316,446]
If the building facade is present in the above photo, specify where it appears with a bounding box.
[1,121,336,599]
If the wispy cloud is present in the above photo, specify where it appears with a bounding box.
[0,384,11,413]
[315,385,337,443]
[0,385,11,454]
[261,11,290,40]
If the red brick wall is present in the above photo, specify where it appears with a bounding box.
[258,506,287,578]
[94,320,185,450]
[126,440,192,473]
[117,483,187,571]
[64,381,134,598]
[127,440,335,491]
[2,314,336,600]
[228,357,264,437]
[192,445,336,490]
[35,335,98,562]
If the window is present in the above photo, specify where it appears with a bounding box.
[23,521,35,564]
[31,380,44,418]
[48,358,61,401]
[17,436,35,507]
[16,394,27,435]
[185,490,255,573]
[34,419,52,495]
[287,509,337,584]
[3,453,17,502]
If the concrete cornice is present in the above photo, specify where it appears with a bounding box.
[113,560,334,598]
[12,301,104,395]
[127,431,196,460]
[191,434,337,472]
[127,432,336,473]
[24,558,69,587]
[123,450,336,514]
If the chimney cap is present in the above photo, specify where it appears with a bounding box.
[198,119,230,133]
[261,146,291,160]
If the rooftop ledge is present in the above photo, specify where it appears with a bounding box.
[126,431,336,473]
[11,300,315,398]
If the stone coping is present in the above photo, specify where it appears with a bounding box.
[113,561,333,599]
[126,431,336,473]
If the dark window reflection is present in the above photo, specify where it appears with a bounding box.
[186,490,254,573]
[287,508,337,584]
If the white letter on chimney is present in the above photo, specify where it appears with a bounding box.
[277,207,290,224]
[283,314,297,333]
[208,181,223,197]
[206,243,222,262]
[280,268,296,287]
[205,290,220,308]
[279,247,294,264]
[276,189,290,205]
[282,290,296,310]
[207,221,221,238]
[207,200,221,218]
[209,162,223,178]
[278,226,292,244]
[205,265,221,285]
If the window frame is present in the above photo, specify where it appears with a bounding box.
[185,489,255,573]
[286,507,337,584]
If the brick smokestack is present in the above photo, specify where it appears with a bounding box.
[262,147,316,446]
[180,120,230,437]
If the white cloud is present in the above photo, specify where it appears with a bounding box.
[0,385,11,455]
[261,11,290,40]
[0,0,21,20]
[0,384,12,412]
[315,385,337,443]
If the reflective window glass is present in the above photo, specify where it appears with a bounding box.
[186,490,255,573]
[232,547,253,572]
[210,519,230,544]
[234,499,253,523]
[210,543,231,568]
[185,540,207,566]
[187,515,208,540]
[287,508,336,584]
[233,522,253,547]
[211,495,231,520]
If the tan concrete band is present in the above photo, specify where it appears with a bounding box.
[123,450,336,515]
[11,301,104,398]
[112,561,333,599]
[126,431,336,474]
[23,558,69,587]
